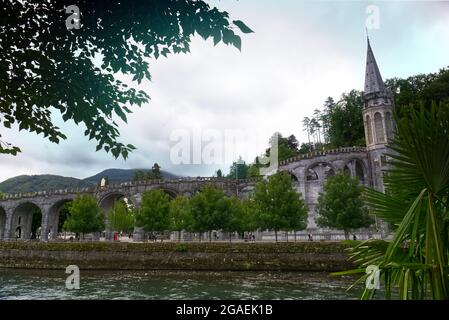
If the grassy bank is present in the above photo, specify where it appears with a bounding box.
[0,241,356,271]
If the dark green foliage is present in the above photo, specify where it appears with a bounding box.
[341,103,449,300]
[265,133,300,163]
[1,0,251,157]
[227,157,249,179]
[316,173,372,239]
[149,163,163,180]
[190,184,230,236]
[169,196,193,240]
[109,200,135,233]
[136,189,170,233]
[63,194,104,235]
[326,90,365,148]
[253,172,308,241]
[385,67,449,111]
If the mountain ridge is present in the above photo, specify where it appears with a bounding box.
[0,168,181,194]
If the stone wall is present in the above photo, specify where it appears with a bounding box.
[0,241,355,272]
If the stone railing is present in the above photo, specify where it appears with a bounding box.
[0,177,262,201]
[279,146,367,166]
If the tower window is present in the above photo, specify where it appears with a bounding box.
[365,115,373,144]
[374,112,385,142]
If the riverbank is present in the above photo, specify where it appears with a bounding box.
[0,241,356,271]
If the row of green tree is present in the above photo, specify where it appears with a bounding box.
[62,171,373,241]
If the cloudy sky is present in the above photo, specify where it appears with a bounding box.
[1,0,449,182]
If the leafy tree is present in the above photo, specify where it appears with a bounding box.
[247,164,261,178]
[190,184,228,241]
[385,67,449,111]
[63,194,104,238]
[341,103,449,300]
[253,172,308,242]
[136,189,170,237]
[264,132,300,163]
[241,198,258,233]
[0,191,4,200]
[150,163,163,180]
[169,196,193,241]
[316,173,372,239]
[299,142,314,155]
[1,0,252,156]
[215,169,223,178]
[220,196,244,242]
[109,200,135,234]
[326,90,365,148]
[227,157,249,180]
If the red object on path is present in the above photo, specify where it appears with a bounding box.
[113,232,119,241]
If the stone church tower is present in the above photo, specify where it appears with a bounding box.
[363,38,395,192]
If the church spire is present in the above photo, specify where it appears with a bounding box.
[364,37,386,96]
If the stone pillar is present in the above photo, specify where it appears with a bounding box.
[133,226,145,242]
[40,204,51,242]
[3,208,13,241]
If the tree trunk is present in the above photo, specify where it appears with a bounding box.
[286,231,289,242]
[229,232,232,243]
[178,230,181,242]
[344,230,349,240]
[294,231,297,242]
[209,231,212,242]
[275,230,278,242]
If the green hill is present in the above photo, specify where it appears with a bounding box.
[0,175,94,194]
[0,169,181,194]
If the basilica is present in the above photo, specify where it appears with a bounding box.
[277,38,395,240]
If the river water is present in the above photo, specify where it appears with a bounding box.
[0,269,361,300]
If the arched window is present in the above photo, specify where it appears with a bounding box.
[374,112,384,142]
[365,115,373,144]
[385,112,393,141]
[355,160,365,181]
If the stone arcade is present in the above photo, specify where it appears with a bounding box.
[0,39,394,241]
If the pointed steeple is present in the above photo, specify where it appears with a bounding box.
[364,37,386,95]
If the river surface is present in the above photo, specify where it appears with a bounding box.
[0,269,361,300]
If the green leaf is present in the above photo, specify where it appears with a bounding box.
[233,20,254,34]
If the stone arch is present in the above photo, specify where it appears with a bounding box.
[11,202,43,240]
[154,187,179,200]
[305,162,336,181]
[305,162,335,204]
[365,114,373,144]
[286,171,299,182]
[374,112,384,143]
[0,206,6,240]
[385,111,394,141]
[47,198,74,240]
[343,158,368,184]
[98,192,135,212]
